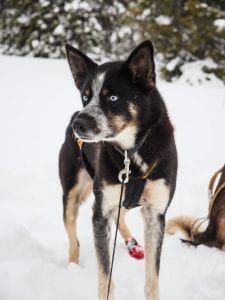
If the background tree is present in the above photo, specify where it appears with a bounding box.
[0,0,130,60]
[122,0,225,81]
[0,0,224,82]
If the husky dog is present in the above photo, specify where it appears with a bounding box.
[59,40,177,300]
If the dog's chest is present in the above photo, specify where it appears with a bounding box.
[101,152,150,215]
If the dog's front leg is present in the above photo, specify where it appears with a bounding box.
[141,179,170,300]
[93,182,123,300]
[93,211,114,300]
[92,184,116,300]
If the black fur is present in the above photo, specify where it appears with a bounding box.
[59,112,82,220]
[156,213,165,274]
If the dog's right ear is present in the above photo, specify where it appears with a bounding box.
[125,40,156,86]
[65,44,97,90]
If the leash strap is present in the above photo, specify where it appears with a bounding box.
[107,179,125,300]
[107,151,130,300]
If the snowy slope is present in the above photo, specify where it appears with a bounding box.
[0,55,224,300]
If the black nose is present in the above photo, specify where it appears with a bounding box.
[71,113,99,137]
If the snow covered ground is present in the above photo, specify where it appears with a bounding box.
[0,55,224,300]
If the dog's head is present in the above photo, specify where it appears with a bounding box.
[66,41,156,149]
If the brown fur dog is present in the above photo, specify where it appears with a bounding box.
[167,165,225,249]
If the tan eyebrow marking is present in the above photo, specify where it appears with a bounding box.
[84,89,90,96]
[102,88,109,96]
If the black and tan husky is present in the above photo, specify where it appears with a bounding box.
[59,40,177,300]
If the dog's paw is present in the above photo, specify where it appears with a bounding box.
[125,238,144,259]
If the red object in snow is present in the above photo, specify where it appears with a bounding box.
[125,238,144,259]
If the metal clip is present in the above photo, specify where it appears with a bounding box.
[118,150,131,183]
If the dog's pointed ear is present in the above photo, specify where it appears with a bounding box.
[66,44,97,90]
[125,40,155,86]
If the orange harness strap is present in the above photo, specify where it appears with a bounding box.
[76,138,158,180]
[77,138,84,150]
[140,160,158,179]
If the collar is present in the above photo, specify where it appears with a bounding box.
[77,128,151,156]
[76,129,158,182]
[114,128,158,182]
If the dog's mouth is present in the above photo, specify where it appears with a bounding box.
[71,113,118,143]
[72,124,137,152]
[71,127,94,142]
[71,125,117,143]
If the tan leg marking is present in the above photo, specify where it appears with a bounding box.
[102,183,124,217]
[97,264,115,300]
[96,183,128,300]
[142,206,160,300]
[64,185,80,263]
[102,183,133,240]
[118,207,132,241]
[64,169,93,263]
[140,178,170,214]
[79,180,93,203]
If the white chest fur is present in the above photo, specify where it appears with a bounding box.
[131,152,149,174]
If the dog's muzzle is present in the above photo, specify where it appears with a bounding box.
[72,112,100,139]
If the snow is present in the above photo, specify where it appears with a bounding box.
[53,24,65,36]
[65,0,92,12]
[39,0,50,8]
[166,57,181,72]
[214,19,225,30]
[155,15,172,26]
[31,40,40,48]
[17,15,30,25]
[176,59,224,87]
[0,54,225,300]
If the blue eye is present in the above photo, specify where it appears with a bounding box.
[109,95,119,102]
[82,95,89,101]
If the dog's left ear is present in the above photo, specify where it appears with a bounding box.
[66,44,97,90]
[126,40,155,86]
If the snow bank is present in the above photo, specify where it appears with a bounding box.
[0,55,224,299]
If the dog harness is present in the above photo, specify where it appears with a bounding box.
[76,135,157,295]
[76,137,158,209]
[208,165,225,217]
[122,161,158,209]
[188,165,225,242]
[76,136,158,263]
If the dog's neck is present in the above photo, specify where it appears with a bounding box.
[113,126,152,157]
[112,126,138,151]
[113,113,165,154]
